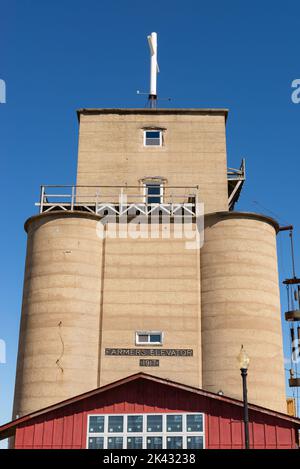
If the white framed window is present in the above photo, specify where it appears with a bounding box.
[144,182,163,204]
[144,130,162,146]
[87,413,205,449]
[135,331,163,345]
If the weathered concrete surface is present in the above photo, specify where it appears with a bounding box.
[13,213,202,416]
[201,212,286,413]
[13,213,104,417]
[76,109,228,214]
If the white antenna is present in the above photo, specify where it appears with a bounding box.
[147,32,159,108]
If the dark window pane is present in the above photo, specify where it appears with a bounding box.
[146,131,160,139]
[107,437,123,449]
[108,416,123,433]
[150,334,161,343]
[186,414,203,432]
[147,437,163,449]
[128,415,143,432]
[147,196,161,204]
[147,185,160,195]
[89,416,104,433]
[167,436,182,449]
[167,415,182,432]
[127,437,143,449]
[147,415,162,432]
[187,436,204,449]
[88,437,104,449]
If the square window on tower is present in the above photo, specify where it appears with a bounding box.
[144,130,162,146]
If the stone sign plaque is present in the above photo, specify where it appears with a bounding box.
[105,348,193,357]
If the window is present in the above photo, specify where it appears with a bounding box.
[108,415,123,433]
[167,436,183,449]
[127,437,143,449]
[187,436,204,449]
[87,413,205,449]
[167,414,182,432]
[136,331,163,345]
[144,130,162,146]
[144,183,163,204]
[147,436,163,449]
[89,416,104,433]
[127,415,143,432]
[107,437,123,449]
[187,413,203,432]
[88,437,104,449]
[147,415,162,432]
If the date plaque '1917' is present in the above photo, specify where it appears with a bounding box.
[139,359,159,367]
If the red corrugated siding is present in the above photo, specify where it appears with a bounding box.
[14,380,298,449]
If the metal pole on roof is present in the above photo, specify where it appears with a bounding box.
[147,32,159,108]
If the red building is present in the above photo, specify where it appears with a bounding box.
[1,373,299,449]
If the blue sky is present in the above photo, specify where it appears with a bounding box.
[1,0,300,442]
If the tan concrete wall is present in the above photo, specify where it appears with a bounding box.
[76,110,228,214]
[200,213,286,413]
[13,213,104,417]
[13,213,202,416]
[99,224,202,388]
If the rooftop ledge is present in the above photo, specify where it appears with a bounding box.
[77,108,229,121]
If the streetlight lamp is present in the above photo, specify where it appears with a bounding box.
[237,345,250,449]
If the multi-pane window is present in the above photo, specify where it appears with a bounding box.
[144,183,163,204]
[144,130,162,146]
[87,413,205,449]
[136,331,163,345]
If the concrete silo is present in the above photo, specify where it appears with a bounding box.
[13,213,104,417]
[201,212,286,413]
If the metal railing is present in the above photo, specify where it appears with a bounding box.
[227,159,246,210]
[227,158,246,181]
[36,185,199,217]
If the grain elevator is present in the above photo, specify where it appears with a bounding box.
[12,34,287,422]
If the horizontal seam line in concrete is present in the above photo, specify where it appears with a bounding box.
[24,272,102,280]
[22,296,100,303]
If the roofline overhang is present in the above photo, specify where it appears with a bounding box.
[76,108,229,123]
[1,373,299,440]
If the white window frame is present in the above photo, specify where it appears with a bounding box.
[143,129,163,147]
[143,182,164,204]
[135,331,163,346]
[86,412,205,449]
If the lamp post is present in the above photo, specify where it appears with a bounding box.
[237,345,250,449]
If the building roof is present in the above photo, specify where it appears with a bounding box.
[77,108,229,121]
[1,373,299,440]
